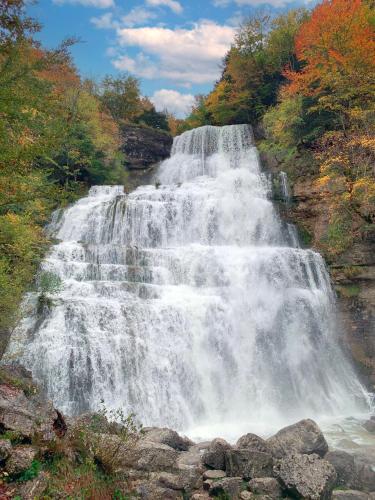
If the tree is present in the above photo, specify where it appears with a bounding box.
[100,74,143,124]
[284,0,375,128]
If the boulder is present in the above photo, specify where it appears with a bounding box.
[136,481,180,499]
[249,477,283,498]
[202,438,232,470]
[5,445,37,476]
[325,450,356,489]
[236,433,270,454]
[178,442,210,469]
[0,439,12,462]
[267,419,328,459]
[274,453,337,499]
[155,467,202,493]
[93,434,179,474]
[332,491,369,500]
[191,494,210,500]
[0,365,63,443]
[363,419,375,433]
[209,477,243,497]
[203,469,226,480]
[240,492,254,500]
[142,427,193,451]
[325,449,375,492]
[225,449,274,480]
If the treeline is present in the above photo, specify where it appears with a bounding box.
[181,0,375,261]
[0,0,169,345]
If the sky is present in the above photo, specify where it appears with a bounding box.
[27,0,315,117]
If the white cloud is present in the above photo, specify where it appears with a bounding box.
[214,0,312,6]
[121,7,157,27]
[146,0,183,14]
[113,21,235,85]
[91,12,118,29]
[151,89,195,117]
[53,0,114,8]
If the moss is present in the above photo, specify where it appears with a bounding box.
[297,225,313,247]
[0,368,38,397]
[336,284,361,298]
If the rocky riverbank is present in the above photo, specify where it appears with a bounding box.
[0,365,374,499]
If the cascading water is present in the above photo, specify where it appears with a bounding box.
[6,124,370,439]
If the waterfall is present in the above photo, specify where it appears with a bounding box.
[7,124,370,439]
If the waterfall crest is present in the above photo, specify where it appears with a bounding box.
[7,124,370,438]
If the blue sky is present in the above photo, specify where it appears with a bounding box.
[28,0,314,116]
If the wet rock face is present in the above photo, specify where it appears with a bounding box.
[202,438,232,470]
[121,125,173,171]
[267,419,329,459]
[0,364,66,443]
[225,449,274,480]
[274,453,337,500]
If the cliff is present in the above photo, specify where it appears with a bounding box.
[121,125,173,171]
[260,150,375,389]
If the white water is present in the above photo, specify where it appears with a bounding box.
[7,124,371,440]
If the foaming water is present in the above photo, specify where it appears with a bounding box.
[6,124,371,439]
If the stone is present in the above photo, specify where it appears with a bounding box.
[178,442,210,468]
[209,477,243,497]
[325,450,356,489]
[332,491,369,500]
[142,427,193,451]
[274,453,337,499]
[240,492,254,500]
[225,449,273,480]
[236,433,270,453]
[267,419,328,459]
[249,477,283,498]
[325,449,375,492]
[202,438,232,470]
[0,365,63,443]
[5,445,37,476]
[93,434,179,474]
[136,481,180,499]
[121,125,172,170]
[363,420,375,433]
[0,439,12,462]
[203,469,226,480]
[16,471,49,500]
[191,494,210,500]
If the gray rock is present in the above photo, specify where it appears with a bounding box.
[240,492,254,500]
[0,366,62,443]
[225,449,274,480]
[191,494,210,500]
[267,419,328,459]
[16,471,49,500]
[249,477,283,498]
[363,419,375,433]
[325,449,375,492]
[178,442,210,469]
[136,481,180,499]
[121,125,172,170]
[0,439,12,461]
[274,453,337,499]
[203,469,226,480]
[209,477,243,497]
[5,445,37,476]
[93,434,179,474]
[202,438,232,470]
[142,427,194,451]
[236,433,270,453]
[325,450,356,488]
[332,491,369,500]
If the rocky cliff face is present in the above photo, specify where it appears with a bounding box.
[121,125,173,171]
[261,152,375,389]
